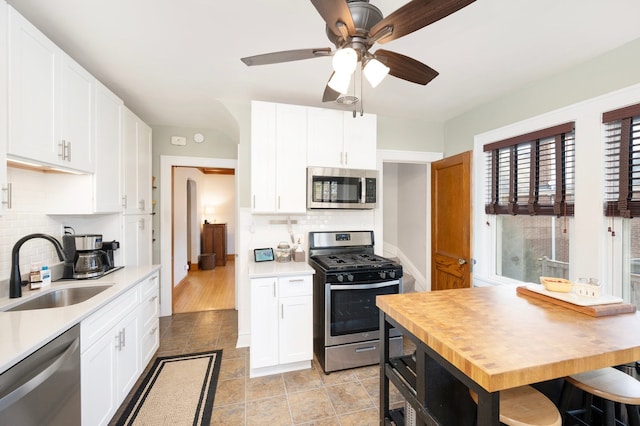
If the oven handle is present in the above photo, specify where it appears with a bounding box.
[330,280,400,290]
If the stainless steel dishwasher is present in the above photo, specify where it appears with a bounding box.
[0,324,80,425]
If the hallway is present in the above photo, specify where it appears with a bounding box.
[173,259,235,313]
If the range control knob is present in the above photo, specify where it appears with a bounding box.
[379,271,387,279]
[347,274,354,282]
[389,270,396,279]
[337,274,344,282]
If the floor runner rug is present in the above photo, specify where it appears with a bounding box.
[115,350,222,425]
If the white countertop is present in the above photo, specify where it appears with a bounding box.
[249,260,315,278]
[0,265,161,374]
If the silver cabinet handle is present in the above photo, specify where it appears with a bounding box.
[139,199,145,211]
[122,195,128,208]
[150,327,158,335]
[122,328,126,348]
[2,183,12,209]
[65,140,71,161]
[288,279,305,283]
[149,295,158,302]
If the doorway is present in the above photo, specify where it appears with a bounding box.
[172,166,236,313]
[159,155,238,317]
[376,150,443,292]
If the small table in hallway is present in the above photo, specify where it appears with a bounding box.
[377,285,640,425]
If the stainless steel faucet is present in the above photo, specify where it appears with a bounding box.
[9,233,68,298]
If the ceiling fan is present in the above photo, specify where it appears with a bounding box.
[241,0,476,104]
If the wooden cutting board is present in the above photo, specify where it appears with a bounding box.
[516,286,637,317]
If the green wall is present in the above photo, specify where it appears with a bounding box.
[443,37,640,156]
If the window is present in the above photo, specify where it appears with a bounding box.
[603,103,640,307]
[484,122,575,281]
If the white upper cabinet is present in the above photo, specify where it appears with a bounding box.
[307,107,344,168]
[307,107,377,170]
[251,101,307,214]
[122,107,152,214]
[342,112,377,169]
[7,6,95,173]
[94,82,123,213]
[0,1,9,215]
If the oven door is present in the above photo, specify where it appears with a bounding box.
[325,280,400,346]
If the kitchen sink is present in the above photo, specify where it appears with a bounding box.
[5,285,113,311]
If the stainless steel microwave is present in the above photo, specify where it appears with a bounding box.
[307,167,378,209]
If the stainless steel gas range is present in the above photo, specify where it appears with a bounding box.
[308,230,404,373]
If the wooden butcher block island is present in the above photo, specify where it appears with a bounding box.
[376,284,640,425]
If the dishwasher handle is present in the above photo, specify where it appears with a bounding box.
[0,336,79,412]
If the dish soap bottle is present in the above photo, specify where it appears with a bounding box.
[41,265,51,287]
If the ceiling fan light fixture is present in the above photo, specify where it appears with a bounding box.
[332,47,358,74]
[328,71,351,94]
[363,58,390,88]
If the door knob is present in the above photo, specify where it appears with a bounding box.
[458,258,467,265]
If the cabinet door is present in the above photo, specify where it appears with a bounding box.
[0,1,8,215]
[123,215,152,266]
[275,104,308,213]
[307,107,344,168]
[59,53,94,172]
[343,112,377,169]
[279,295,313,364]
[81,330,117,426]
[7,7,57,164]
[250,277,279,369]
[115,308,140,401]
[122,107,138,213]
[94,82,123,212]
[250,101,277,212]
[137,121,152,213]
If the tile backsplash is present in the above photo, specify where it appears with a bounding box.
[0,168,121,297]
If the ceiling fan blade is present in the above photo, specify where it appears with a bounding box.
[241,48,332,66]
[370,0,476,44]
[375,49,439,85]
[322,73,340,102]
[310,0,355,39]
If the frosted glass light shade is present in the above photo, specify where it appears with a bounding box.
[363,58,390,88]
[328,71,351,94]
[332,48,357,74]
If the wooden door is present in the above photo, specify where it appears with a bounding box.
[431,151,472,290]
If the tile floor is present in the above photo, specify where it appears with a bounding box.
[117,309,410,425]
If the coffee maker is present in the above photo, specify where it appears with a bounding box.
[62,234,116,279]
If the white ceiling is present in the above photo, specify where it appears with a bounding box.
[7,0,640,136]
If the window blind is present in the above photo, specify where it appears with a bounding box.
[603,103,640,218]
[484,122,575,216]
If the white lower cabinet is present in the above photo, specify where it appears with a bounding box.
[250,274,312,377]
[138,273,160,367]
[81,272,160,426]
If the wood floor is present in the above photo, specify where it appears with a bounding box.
[172,258,235,313]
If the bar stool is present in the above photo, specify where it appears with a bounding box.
[558,367,640,426]
[469,385,562,426]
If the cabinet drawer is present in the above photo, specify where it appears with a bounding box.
[81,286,139,352]
[140,318,159,367]
[278,275,312,298]
[140,273,159,300]
[140,288,159,330]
